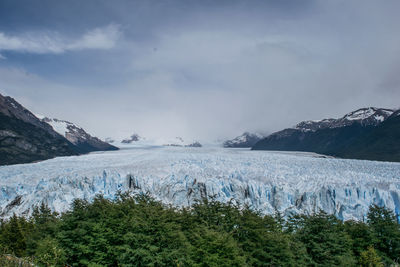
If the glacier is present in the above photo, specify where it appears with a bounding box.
[0,146,399,221]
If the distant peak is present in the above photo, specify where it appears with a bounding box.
[41,116,118,152]
[121,133,143,144]
[223,132,265,148]
[342,107,394,121]
[295,107,394,132]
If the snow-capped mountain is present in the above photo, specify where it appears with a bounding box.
[392,109,400,118]
[0,146,399,222]
[42,117,118,153]
[162,137,202,147]
[253,107,400,162]
[121,133,143,144]
[295,107,394,132]
[223,132,265,148]
[0,93,79,165]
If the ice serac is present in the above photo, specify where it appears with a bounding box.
[42,117,118,153]
[0,147,399,221]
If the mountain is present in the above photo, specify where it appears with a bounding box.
[252,107,400,162]
[121,133,142,144]
[223,132,264,148]
[42,117,118,153]
[294,107,394,131]
[0,94,79,165]
[337,110,400,161]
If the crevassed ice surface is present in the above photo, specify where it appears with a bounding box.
[0,146,400,221]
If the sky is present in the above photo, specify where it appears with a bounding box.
[0,0,399,142]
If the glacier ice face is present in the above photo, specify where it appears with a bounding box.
[0,146,399,221]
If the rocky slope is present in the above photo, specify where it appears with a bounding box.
[0,94,79,165]
[42,117,118,153]
[338,110,400,161]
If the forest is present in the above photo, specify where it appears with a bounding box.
[0,193,399,266]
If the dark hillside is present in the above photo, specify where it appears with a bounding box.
[0,113,79,165]
[252,108,400,162]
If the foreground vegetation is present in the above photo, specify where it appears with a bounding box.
[0,193,399,266]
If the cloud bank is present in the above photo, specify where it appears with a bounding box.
[0,24,121,54]
[0,0,399,142]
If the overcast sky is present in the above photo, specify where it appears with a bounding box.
[0,0,399,142]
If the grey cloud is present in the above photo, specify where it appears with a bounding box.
[0,0,399,142]
[0,24,121,54]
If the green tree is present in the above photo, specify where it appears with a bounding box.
[186,226,246,267]
[26,203,59,256]
[34,237,66,267]
[367,204,400,263]
[359,246,384,267]
[344,220,375,259]
[288,211,356,266]
[233,209,308,266]
[3,193,400,267]
[56,198,93,266]
[0,214,27,257]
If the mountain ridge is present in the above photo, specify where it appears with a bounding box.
[42,117,118,153]
[0,93,118,165]
[0,93,79,165]
[252,107,400,162]
[223,132,265,148]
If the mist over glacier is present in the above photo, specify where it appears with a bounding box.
[0,146,399,221]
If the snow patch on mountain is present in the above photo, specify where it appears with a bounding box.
[344,108,377,121]
[341,107,394,123]
[374,115,385,122]
[41,117,117,152]
[42,117,84,141]
[44,118,71,137]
